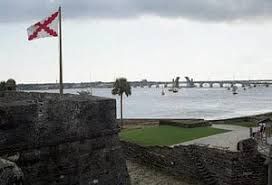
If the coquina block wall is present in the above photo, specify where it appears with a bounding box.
[122,139,266,185]
[0,92,130,185]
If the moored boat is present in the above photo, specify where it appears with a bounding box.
[232,86,238,95]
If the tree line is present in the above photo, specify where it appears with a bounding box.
[0,79,16,91]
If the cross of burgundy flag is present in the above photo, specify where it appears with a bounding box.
[27,10,59,41]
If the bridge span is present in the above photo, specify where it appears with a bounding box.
[130,78,272,88]
[184,79,272,88]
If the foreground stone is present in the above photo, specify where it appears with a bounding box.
[0,92,130,185]
[127,160,202,185]
[0,157,23,185]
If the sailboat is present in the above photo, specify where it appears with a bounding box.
[168,77,179,93]
[168,79,174,92]
[232,86,238,95]
[161,88,165,96]
[89,73,93,95]
[231,75,238,95]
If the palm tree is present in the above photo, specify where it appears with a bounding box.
[6,79,16,91]
[112,78,131,127]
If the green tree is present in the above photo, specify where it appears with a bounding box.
[0,81,6,91]
[112,78,131,127]
[6,79,16,91]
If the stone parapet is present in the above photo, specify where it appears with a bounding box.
[0,92,130,185]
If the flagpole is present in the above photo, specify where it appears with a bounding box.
[58,6,63,95]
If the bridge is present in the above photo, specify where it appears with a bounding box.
[183,78,272,88]
[129,77,272,88]
[17,77,272,90]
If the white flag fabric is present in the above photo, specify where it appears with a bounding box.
[27,10,59,41]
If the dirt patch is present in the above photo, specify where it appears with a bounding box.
[127,160,202,185]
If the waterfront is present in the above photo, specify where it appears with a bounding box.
[32,87,272,120]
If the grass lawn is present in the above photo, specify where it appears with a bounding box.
[120,125,228,146]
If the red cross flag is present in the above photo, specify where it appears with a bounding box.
[27,10,59,41]
[27,7,64,96]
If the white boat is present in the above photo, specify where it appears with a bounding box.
[77,90,91,96]
[78,73,94,96]
[168,87,178,93]
[173,88,178,93]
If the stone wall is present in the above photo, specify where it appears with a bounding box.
[0,92,130,185]
[122,139,266,185]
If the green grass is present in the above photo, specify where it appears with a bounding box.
[120,125,228,146]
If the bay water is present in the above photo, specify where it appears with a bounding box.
[33,87,272,120]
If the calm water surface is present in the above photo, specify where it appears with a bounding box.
[35,87,272,120]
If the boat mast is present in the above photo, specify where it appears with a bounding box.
[90,72,93,95]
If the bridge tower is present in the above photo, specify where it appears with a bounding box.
[185,76,195,88]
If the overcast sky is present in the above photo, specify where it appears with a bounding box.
[1,0,272,83]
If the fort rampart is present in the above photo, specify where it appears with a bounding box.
[0,92,130,185]
[122,139,266,185]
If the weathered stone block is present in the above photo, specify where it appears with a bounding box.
[0,92,130,185]
[122,140,266,185]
